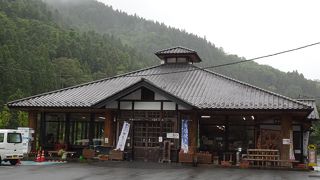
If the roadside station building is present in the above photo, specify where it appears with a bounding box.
[8,47,319,165]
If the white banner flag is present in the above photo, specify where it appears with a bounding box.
[116,121,130,151]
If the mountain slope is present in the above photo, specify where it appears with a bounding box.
[0,0,150,106]
[44,0,320,102]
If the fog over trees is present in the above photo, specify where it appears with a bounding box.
[0,0,319,128]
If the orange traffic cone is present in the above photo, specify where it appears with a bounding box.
[35,151,41,162]
[40,150,46,162]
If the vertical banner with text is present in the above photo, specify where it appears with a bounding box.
[181,119,189,153]
[116,121,130,151]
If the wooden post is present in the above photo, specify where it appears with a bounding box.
[280,115,292,167]
[28,111,37,151]
[104,111,114,147]
[88,113,95,146]
[64,113,70,146]
[39,112,46,149]
[28,111,37,130]
[189,113,198,154]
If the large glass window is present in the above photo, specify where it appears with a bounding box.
[69,113,90,146]
[199,116,255,152]
[93,114,105,146]
[228,126,254,151]
[45,113,66,146]
[199,116,226,152]
[44,113,105,148]
[69,113,105,146]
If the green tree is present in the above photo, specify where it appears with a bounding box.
[17,111,28,127]
[0,105,11,128]
[52,57,92,88]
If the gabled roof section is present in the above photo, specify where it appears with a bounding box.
[7,63,312,111]
[296,99,319,120]
[155,46,202,63]
[7,65,162,108]
[93,78,195,109]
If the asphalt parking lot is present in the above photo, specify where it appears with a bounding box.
[0,161,320,180]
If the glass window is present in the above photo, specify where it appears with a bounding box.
[93,114,105,146]
[0,133,4,143]
[69,113,90,146]
[228,126,255,151]
[166,58,176,63]
[177,57,187,63]
[200,125,226,152]
[7,133,22,143]
[45,113,66,146]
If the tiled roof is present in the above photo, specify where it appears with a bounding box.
[8,63,314,112]
[297,99,319,120]
[155,46,196,55]
[155,46,202,62]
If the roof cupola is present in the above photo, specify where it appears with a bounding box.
[155,46,202,64]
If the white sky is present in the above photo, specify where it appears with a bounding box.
[97,0,320,80]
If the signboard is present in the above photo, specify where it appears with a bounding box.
[181,119,189,153]
[167,133,179,139]
[116,121,130,151]
[303,131,310,157]
[308,144,317,167]
[282,139,291,145]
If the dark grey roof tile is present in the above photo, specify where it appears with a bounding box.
[8,63,314,112]
[296,99,319,120]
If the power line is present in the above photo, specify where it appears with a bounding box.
[0,41,319,78]
[124,41,320,77]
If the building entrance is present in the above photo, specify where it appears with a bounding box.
[133,121,161,162]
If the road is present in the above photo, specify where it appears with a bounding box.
[0,161,319,180]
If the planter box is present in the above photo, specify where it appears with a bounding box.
[196,153,212,164]
[221,161,232,167]
[239,161,250,168]
[179,152,194,163]
[82,149,95,159]
[109,150,124,160]
[98,155,109,161]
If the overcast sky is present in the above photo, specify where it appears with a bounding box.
[97,0,320,80]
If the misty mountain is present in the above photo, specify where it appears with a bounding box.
[0,0,150,107]
[43,0,320,101]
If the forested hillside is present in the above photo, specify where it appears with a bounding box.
[44,0,320,102]
[0,0,150,127]
[0,0,319,128]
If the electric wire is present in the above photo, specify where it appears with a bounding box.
[0,41,319,78]
[124,41,320,77]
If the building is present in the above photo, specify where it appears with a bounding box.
[8,47,319,164]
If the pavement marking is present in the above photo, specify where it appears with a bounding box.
[20,161,67,166]
[309,175,320,178]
